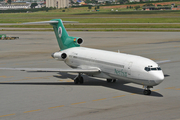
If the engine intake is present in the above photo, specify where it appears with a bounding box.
[73,37,83,45]
[77,38,83,45]
[51,52,67,61]
[61,53,67,59]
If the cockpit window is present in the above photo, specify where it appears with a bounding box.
[157,67,161,70]
[144,66,162,71]
[151,68,157,70]
[144,67,150,71]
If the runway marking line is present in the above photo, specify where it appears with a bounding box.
[164,87,180,90]
[131,93,136,95]
[67,80,73,82]
[113,95,126,98]
[59,79,73,82]
[24,109,41,113]
[92,98,106,101]
[0,76,52,83]
[152,89,160,92]
[0,76,7,78]
[71,101,86,105]
[0,79,30,82]
[165,87,175,89]
[0,76,14,78]
[48,105,64,109]
[0,113,15,117]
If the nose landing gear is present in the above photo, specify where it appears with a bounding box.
[143,86,153,95]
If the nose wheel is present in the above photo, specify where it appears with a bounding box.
[107,79,116,83]
[143,90,151,95]
[143,86,153,95]
[74,73,84,84]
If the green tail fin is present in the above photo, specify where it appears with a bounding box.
[50,19,82,51]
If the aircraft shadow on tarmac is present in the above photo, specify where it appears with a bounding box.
[0,72,163,97]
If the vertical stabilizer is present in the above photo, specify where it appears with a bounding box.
[23,19,82,50]
[50,19,82,50]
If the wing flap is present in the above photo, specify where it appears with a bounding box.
[0,68,100,73]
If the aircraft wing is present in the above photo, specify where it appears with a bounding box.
[156,60,171,64]
[0,67,100,73]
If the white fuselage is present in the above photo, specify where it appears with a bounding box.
[56,47,164,86]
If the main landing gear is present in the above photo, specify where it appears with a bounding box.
[74,73,84,84]
[143,86,152,95]
[107,79,116,83]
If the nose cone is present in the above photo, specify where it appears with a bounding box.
[51,53,55,58]
[154,71,164,85]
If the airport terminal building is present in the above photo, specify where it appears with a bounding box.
[46,0,69,9]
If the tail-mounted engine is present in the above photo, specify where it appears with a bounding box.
[63,37,83,49]
[51,52,67,61]
[74,38,83,45]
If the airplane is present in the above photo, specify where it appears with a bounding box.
[0,19,169,95]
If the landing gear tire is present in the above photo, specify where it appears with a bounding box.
[143,86,153,95]
[107,79,112,83]
[107,79,116,83]
[113,79,116,83]
[74,73,84,84]
[79,77,84,84]
[143,90,151,95]
[74,78,79,84]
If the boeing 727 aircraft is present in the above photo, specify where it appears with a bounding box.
[0,19,167,95]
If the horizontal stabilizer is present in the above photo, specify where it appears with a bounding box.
[0,68,100,73]
[22,21,59,24]
[23,20,78,24]
[0,23,23,26]
[0,20,78,25]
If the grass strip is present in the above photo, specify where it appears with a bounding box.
[1,18,180,23]
[1,24,180,28]
[1,29,180,32]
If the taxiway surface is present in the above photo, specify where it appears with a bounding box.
[0,31,180,120]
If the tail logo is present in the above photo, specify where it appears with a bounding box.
[58,27,62,38]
